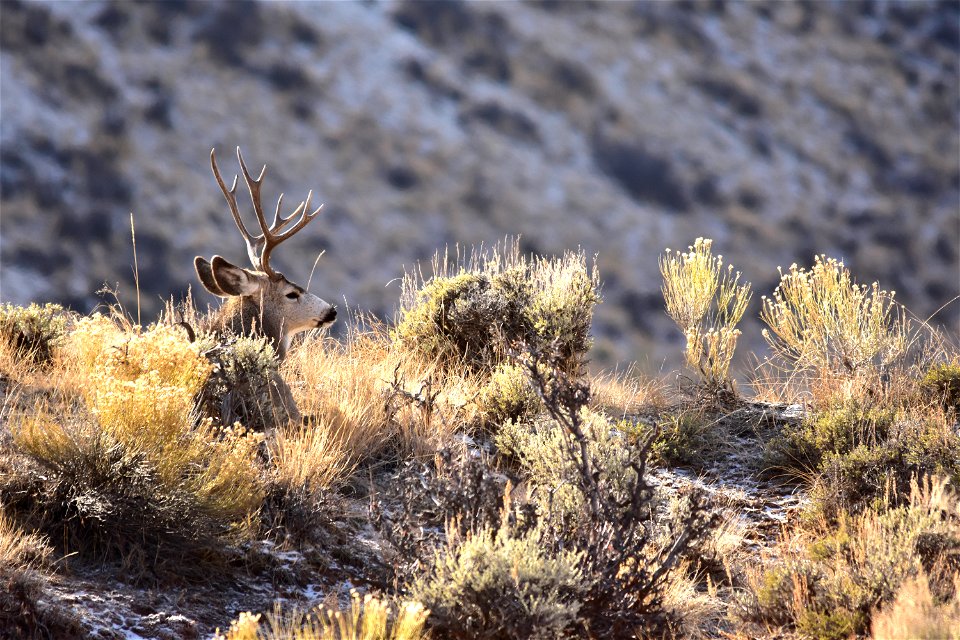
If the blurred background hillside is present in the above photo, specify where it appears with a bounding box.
[1,0,957,372]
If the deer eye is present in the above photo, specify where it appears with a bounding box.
[286,292,300,300]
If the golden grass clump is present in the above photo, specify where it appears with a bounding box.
[269,419,354,499]
[760,255,912,376]
[660,238,752,389]
[871,571,960,640]
[214,591,429,640]
[69,318,211,455]
[284,331,395,461]
[0,509,50,572]
[14,317,264,545]
[284,326,482,462]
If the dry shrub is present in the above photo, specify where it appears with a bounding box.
[494,407,637,522]
[284,324,481,462]
[742,476,960,639]
[763,384,960,519]
[660,238,752,393]
[761,255,912,377]
[377,404,709,638]
[871,570,960,640]
[11,317,263,562]
[754,265,960,517]
[214,591,429,640]
[635,491,746,639]
[372,446,517,586]
[0,303,70,368]
[393,240,600,374]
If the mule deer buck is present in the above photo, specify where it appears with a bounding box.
[194,147,337,360]
[191,147,336,428]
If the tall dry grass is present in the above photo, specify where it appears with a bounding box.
[284,321,483,462]
[871,571,960,640]
[743,475,960,638]
[0,509,50,572]
[589,365,666,418]
[268,418,355,502]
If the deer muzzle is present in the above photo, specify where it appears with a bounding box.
[317,307,337,328]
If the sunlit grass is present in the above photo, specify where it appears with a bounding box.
[0,508,50,572]
[214,591,429,640]
[285,322,482,462]
[11,317,264,550]
[743,475,960,639]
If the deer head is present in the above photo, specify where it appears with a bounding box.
[195,147,336,359]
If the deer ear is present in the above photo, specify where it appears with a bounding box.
[210,255,260,297]
[195,257,228,297]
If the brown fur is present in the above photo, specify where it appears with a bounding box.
[195,255,336,361]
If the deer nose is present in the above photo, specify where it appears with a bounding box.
[319,307,337,325]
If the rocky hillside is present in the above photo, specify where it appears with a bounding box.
[1,0,957,369]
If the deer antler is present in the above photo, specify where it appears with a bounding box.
[210,147,324,278]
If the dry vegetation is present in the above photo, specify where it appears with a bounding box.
[0,238,957,639]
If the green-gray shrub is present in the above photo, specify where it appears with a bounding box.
[748,486,959,640]
[477,363,542,428]
[763,399,960,518]
[645,410,716,467]
[393,242,600,373]
[922,362,960,413]
[196,334,297,430]
[495,408,635,525]
[410,526,589,640]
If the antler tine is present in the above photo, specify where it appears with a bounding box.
[261,193,324,276]
[275,191,324,240]
[211,148,264,269]
[215,147,325,278]
[272,193,306,234]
